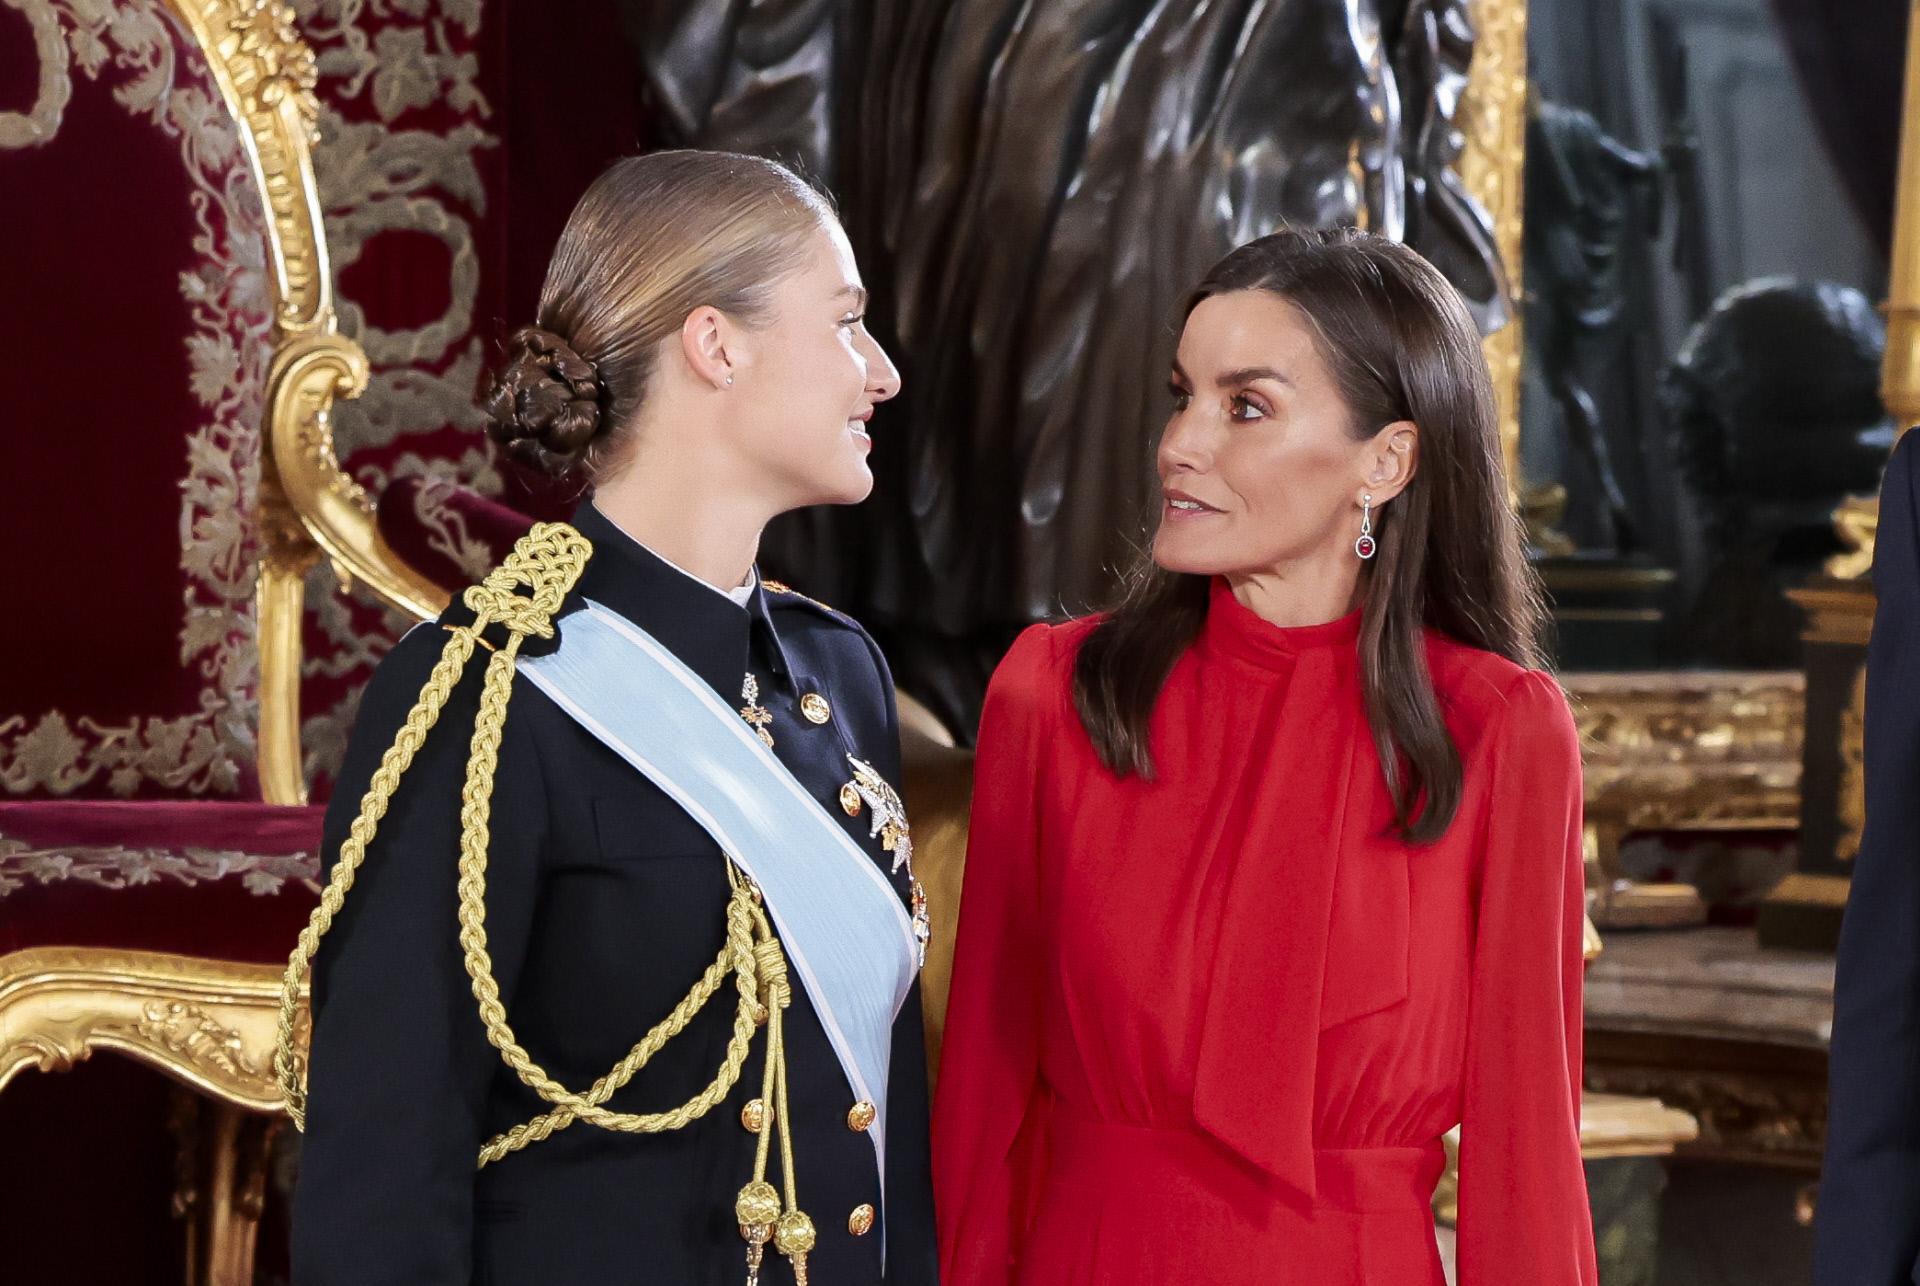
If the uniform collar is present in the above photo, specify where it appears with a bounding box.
[568,500,796,696]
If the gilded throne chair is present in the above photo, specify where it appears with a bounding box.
[0,1,432,1279]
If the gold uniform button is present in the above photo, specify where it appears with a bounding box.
[801,692,832,725]
[848,1203,875,1237]
[847,1100,877,1132]
[741,1098,766,1133]
[839,783,862,817]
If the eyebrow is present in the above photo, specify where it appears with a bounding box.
[1168,360,1292,388]
[1217,366,1291,388]
[837,285,869,309]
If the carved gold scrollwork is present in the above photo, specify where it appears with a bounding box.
[1826,495,1880,580]
[0,946,308,1112]
[1568,671,1803,930]
[265,333,448,620]
[166,0,327,332]
[1570,671,1805,837]
[1584,1065,1825,1166]
[187,0,455,689]
[1836,662,1868,862]
[126,1000,265,1081]
[158,0,449,799]
[158,0,338,804]
[1459,0,1529,485]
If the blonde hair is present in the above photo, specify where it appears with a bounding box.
[483,150,836,479]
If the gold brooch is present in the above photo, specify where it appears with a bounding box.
[740,673,774,749]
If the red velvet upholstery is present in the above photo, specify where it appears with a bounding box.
[0,4,273,804]
[0,802,323,961]
[375,474,540,598]
[0,13,317,1280]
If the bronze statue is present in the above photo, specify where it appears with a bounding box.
[1523,94,1664,554]
[622,0,1506,732]
[1665,280,1894,667]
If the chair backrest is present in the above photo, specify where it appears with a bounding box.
[1,1,265,800]
[0,0,389,808]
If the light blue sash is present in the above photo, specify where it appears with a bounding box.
[514,600,917,1207]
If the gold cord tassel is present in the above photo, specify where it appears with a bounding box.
[736,895,815,1284]
[273,524,816,1252]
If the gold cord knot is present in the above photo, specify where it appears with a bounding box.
[774,1210,818,1256]
[461,522,592,640]
[736,1180,783,1228]
[753,939,791,1004]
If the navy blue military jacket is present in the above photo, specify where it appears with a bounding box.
[1817,430,1920,1286]
[292,500,937,1285]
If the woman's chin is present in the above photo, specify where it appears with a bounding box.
[816,460,875,507]
[1151,532,1219,576]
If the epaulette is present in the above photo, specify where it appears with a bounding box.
[761,579,850,624]
[433,532,592,658]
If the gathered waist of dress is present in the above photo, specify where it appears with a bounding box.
[1043,1105,1447,1215]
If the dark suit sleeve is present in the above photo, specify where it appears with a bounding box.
[292,625,549,1285]
[856,627,941,1283]
[1818,432,1920,1286]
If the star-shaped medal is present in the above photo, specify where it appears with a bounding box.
[846,754,912,873]
[845,754,929,966]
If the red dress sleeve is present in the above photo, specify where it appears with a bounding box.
[1456,669,1599,1285]
[933,624,1056,1284]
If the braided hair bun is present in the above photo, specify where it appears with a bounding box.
[483,325,609,473]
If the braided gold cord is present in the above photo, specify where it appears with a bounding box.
[475,885,768,1164]
[273,524,790,1154]
[273,624,481,1127]
[276,524,592,1127]
[452,624,776,1150]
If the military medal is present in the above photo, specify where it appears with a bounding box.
[910,880,930,963]
[846,755,911,871]
[740,673,775,748]
[846,754,932,966]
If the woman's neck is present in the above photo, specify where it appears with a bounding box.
[591,465,769,593]
[1224,554,1365,629]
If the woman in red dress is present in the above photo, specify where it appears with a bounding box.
[932,228,1597,1285]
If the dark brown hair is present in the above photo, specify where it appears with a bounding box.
[483,150,836,480]
[1070,226,1546,843]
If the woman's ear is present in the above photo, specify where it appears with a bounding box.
[679,306,735,390]
[1362,420,1419,503]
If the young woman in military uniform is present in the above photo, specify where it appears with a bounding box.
[280,150,936,1286]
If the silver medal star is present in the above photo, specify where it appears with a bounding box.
[846,754,913,874]
[846,754,931,966]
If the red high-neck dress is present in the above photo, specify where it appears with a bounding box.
[932,581,1597,1286]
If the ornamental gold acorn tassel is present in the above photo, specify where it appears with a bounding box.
[736,913,815,1283]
